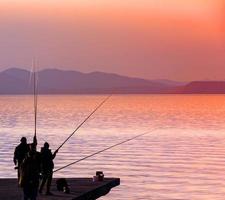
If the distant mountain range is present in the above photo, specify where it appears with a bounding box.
[0,68,224,94]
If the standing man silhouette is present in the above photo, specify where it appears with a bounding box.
[20,143,40,200]
[13,136,37,182]
[39,142,58,195]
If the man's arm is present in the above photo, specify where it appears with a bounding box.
[13,147,18,165]
[52,149,58,159]
[33,136,37,146]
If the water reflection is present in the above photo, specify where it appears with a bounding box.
[0,95,225,200]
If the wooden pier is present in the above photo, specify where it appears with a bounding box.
[0,178,120,200]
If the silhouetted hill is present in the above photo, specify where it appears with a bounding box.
[0,68,223,94]
[177,81,225,94]
[0,68,29,94]
[0,68,178,94]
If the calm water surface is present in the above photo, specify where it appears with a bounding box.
[1,95,225,200]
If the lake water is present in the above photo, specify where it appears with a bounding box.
[1,95,225,199]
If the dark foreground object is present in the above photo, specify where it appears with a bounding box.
[0,178,120,200]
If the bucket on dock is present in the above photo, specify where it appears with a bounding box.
[93,171,104,182]
[56,178,70,194]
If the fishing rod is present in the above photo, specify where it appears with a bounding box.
[54,128,158,173]
[56,94,112,151]
[32,58,38,138]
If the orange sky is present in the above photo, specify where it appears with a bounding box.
[0,0,224,81]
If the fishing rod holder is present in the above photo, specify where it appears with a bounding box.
[93,171,104,182]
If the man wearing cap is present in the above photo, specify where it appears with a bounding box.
[13,136,37,182]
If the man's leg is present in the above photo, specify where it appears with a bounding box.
[30,185,38,200]
[39,174,47,193]
[46,171,53,194]
[23,185,30,200]
[17,163,21,183]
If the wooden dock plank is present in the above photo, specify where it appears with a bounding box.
[0,178,120,200]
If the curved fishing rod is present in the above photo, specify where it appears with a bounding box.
[54,128,158,173]
[56,94,112,151]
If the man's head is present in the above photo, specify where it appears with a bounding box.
[20,137,27,144]
[44,142,49,149]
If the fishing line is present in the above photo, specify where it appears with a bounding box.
[56,94,112,151]
[54,128,158,173]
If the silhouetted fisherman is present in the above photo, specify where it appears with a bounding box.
[13,136,37,181]
[39,142,58,195]
[20,143,41,200]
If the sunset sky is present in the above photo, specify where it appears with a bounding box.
[0,0,224,81]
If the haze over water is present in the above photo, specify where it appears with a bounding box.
[1,95,225,200]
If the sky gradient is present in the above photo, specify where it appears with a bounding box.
[0,0,224,81]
